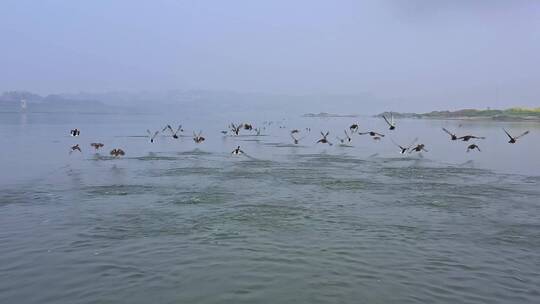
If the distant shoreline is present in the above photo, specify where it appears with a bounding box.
[376,108,540,122]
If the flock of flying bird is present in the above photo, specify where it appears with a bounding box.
[67,113,531,157]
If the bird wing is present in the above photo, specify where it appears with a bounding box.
[344,130,350,139]
[382,115,392,127]
[290,133,297,141]
[175,125,183,134]
[152,131,159,139]
[442,128,454,136]
[406,137,418,149]
[516,130,530,139]
[502,128,513,140]
[147,129,152,136]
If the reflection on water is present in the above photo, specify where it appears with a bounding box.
[0,112,539,303]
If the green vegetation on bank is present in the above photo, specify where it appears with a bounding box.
[378,107,540,121]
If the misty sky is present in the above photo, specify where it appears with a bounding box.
[1,0,539,110]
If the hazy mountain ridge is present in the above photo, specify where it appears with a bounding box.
[1,90,384,115]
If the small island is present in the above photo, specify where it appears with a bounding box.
[377,108,540,122]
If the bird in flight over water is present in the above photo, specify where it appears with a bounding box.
[349,123,359,133]
[163,124,183,139]
[391,137,417,154]
[90,143,104,150]
[337,130,352,144]
[231,146,244,155]
[410,144,428,153]
[70,144,81,154]
[358,131,385,137]
[458,134,485,142]
[467,144,481,152]
[317,131,333,145]
[442,128,458,141]
[70,129,80,136]
[290,131,307,144]
[110,148,125,157]
[147,129,159,143]
[503,128,529,144]
[230,123,242,136]
[382,113,396,130]
[193,131,205,143]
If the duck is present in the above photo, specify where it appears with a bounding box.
[503,128,529,144]
[110,148,125,157]
[147,129,159,143]
[317,131,333,145]
[90,143,104,150]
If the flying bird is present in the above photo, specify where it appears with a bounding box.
[110,148,125,157]
[503,128,529,144]
[290,131,308,144]
[243,123,253,131]
[391,137,418,154]
[359,131,385,137]
[231,146,244,155]
[70,144,81,154]
[349,123,359,133]
[466,144,481,152]
[442,128,458,141]
[90,143,104,150]
[458,135,485,142]
[410,144,428,153]
[230,123,242,135]
[337,130,352,144]
[70,129,80,136]
[147,129,159,143]
[193,131,205,143]
[382,113,396,130]
[163,124,183,139]
[317,131,333,145]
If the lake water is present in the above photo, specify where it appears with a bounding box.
[1,111,539,303]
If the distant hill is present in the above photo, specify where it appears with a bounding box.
[377,108,540,121]
[0,91,130,113]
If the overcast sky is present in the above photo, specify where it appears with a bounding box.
[1,0,539,110]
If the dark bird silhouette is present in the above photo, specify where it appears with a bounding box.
[193,131,205,143]
[290,131,308,144]
[382,113,396,130]
[243,123,253,131]
[110,148,125,157]
[231,146,244,155]
[230,123,242,135]
[90,143,104,150]
[147,129,159,143]
[410,144,428,153]
[70,129,80,136]
[337,130,352,144]
[349,123,359,133]
[503,128,529,144]
[317,131,333,145]
[442,128,458,140]
[163,124,183,139]
[70,144,81,154]
[291,129,300,134]
[467,144,481,152]
[391,137,418,154]
[458,135,485,142]
[359,131,385,137]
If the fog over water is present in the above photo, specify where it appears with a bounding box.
[1,0,540,111]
